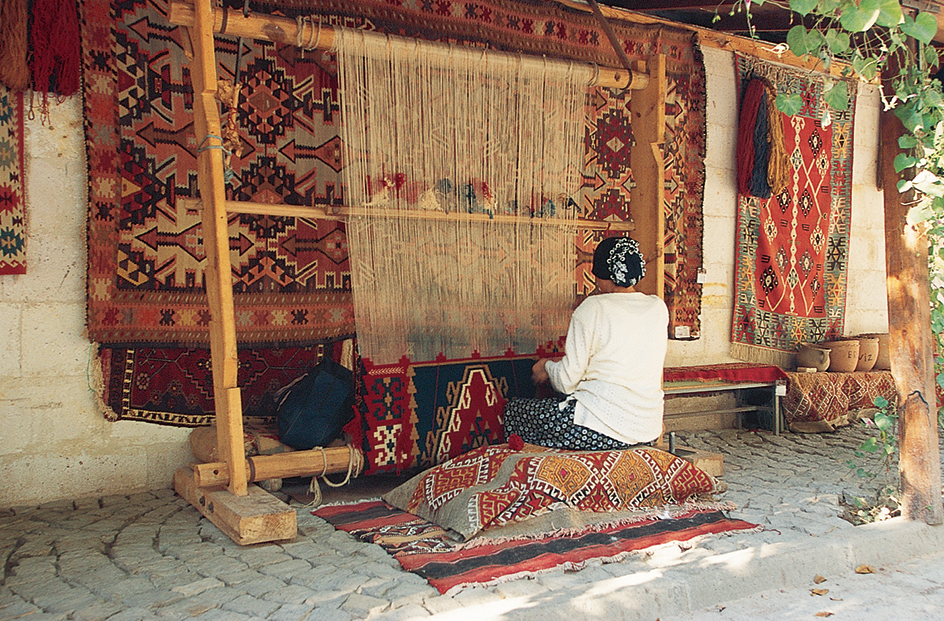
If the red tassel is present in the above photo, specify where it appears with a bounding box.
[30,0,81,97]
[0,0,30,90]
[508,434,524,451]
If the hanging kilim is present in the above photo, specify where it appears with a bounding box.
[79,0,706,346]
[0,86,26,275]
[731,54,856,365]
[95,341,348,427]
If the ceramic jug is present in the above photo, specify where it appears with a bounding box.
[796,343,830,372]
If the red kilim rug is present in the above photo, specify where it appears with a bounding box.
[96,341,346,426]
[731,54,855,365]
[79,0,706,345]
[314,499,758,594]
[0,85,25,275]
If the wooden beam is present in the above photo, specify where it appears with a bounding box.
[180,198,637,232]
[880,50,943,525]
[167,0,647,90]
[174,468,296,545]
[628,54,666,299]
[193,446,363,488]
[190,0,247,497]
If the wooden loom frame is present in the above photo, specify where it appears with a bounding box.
[167,0,667,545]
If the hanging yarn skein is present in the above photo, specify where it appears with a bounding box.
[736,76,776,199]
[30,0,81,99]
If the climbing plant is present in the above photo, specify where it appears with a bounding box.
[731,0,944,411]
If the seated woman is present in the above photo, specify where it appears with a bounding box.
[504,236,669,450]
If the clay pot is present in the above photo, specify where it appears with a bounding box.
[854,336,880,372]
[859,332,890,370]
[796,343,830,372]
[821,340,860,373]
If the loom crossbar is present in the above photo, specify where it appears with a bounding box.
[167,0,649,90]
[180,198,637,232]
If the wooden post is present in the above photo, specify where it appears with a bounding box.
[189,0,248,497]
[880,51,943,525]
[629,55,666,299]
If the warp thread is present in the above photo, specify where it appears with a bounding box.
[0,0,30,90]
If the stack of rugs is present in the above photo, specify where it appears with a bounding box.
[314,440,758,594]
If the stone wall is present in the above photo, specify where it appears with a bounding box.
[0,47,889,507]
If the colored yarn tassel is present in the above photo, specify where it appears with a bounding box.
[736,77,765,196]
[0,0,30,90]
[764,82,790,195]
[749,88,772,199]
[30,0,81,97]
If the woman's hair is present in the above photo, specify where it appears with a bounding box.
[591,237,646,287]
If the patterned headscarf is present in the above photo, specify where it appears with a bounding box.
[591,237,646,288]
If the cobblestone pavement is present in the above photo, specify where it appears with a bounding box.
[3,426,943,621]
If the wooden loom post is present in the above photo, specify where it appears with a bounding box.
[880,49,943,525]
[629,54,666,299]
[189,0,247,497]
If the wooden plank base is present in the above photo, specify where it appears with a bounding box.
[673,446,724,477]
[174,467,297,545]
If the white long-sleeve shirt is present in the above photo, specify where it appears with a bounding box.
[545,291,669,445]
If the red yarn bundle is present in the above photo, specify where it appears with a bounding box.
[30,0,81,97]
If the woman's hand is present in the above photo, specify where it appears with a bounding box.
[532,358,550,384]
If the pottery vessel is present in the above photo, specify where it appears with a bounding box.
[853,336,880,372]
[796,343,830,372]
[859,332,890,370]
[821,340,860,373]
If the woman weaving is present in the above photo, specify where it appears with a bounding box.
[504,237,669,450]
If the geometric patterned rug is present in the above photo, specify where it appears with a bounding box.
[315,499,758,595]
[731,54,856,366]
[0,85,25,275]
[95,341,346,427]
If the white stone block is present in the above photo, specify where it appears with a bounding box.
[20,303,91,377]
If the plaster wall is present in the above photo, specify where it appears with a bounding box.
[0,47,889,507]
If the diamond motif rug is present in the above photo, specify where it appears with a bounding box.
[0,85,25,275]
[314,499,758,595]
[95,342,346,426]
[731,54,856,365]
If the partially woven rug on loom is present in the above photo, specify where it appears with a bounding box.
[0,86,25,275]
[349,353,542,476]
[315,500,756,594]
[731,55,856,365]
[79,0,706,345]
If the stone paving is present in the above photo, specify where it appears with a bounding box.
[2,426,943,621]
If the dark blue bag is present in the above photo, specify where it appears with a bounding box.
[275,359,354,450]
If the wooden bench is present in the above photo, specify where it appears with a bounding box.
[662,364,788,435]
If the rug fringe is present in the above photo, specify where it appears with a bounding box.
[456,501,738,550]
[89,344,120,422]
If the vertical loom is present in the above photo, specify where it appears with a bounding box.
[167,0,666,545]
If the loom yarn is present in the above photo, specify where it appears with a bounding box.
[0,0,30,90]
[737,76,781,199]
[736,77,765,196]
[764,81,790,194]
[30,0,81,97]
[749,87,772,199]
